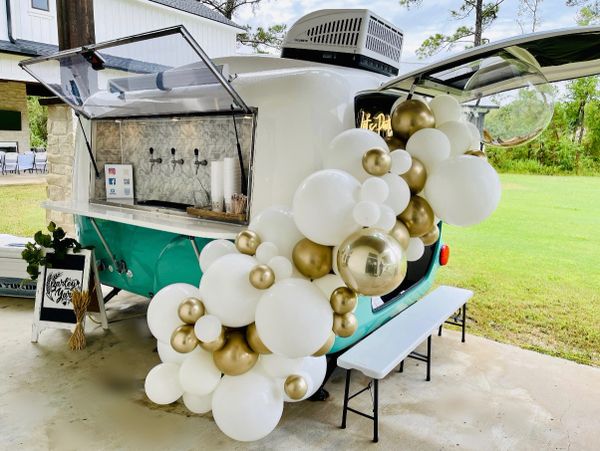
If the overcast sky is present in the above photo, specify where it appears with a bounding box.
[235,0,582,70]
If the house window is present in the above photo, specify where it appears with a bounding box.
[31,0,49,11]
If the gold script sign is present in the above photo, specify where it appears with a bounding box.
[358,110,393,137]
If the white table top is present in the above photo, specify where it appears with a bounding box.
[337,285,474,379]
[42,200,243,240]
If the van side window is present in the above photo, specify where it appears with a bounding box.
[32,0,49,11]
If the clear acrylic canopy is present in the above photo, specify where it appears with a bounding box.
[20,26,250,119]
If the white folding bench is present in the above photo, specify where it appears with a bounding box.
[337,285,473,442]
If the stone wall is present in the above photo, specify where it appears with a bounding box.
[0,81,30,152]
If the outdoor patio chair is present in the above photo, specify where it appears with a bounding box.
[18,152,35,173]
[3,153,19,174]
[33,152,48,173]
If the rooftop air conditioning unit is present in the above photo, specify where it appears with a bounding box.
[281,9,403,76]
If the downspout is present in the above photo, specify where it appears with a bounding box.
[5,0,15,43]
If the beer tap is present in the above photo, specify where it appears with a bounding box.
[170,147,184,171]
[148,147,162,172]
[193,148,208,174]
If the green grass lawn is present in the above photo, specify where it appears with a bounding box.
[437,174,600,366]
[0,184,47,237]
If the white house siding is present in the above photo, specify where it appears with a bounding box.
[0,1,7,41]
[8,0,58,45]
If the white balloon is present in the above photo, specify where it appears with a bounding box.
[212,371,284,442]
[144,363,183,405]
[157,340,187,365]
[259,354,303,378]
[182,392,212,414]
[406,128,451,172]
[199,240,237,273]
[425,155,501,226]
[390,149,412,175]
[375,205,396,232]
[249,206,303,260]
[293,169,361,246]
[381,173,411,215]
[353,201,380,227]
[194,314,222,343]
[200,254,261,327]
[323,128,388,181]
[282,356,327,402]
[430,94,461,125]
[147,283,201,344]
[179,348,221,396]
[406,238,425,262]
[255,242,279,264]
[464,121,482,150]
[312,273,346,299]
[255,279,333,358]
[437,120,471,157]
[268,256,293,280]
[360,177,389,203]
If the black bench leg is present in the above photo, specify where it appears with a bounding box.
[397,360,404,373]
[438,324,443,336]
[426,335,432,382]
[341,369,351,429]
[373,379,379,443]
[461,304,467,343]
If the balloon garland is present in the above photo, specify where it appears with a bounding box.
[144,94,502,441]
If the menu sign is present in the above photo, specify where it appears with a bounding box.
[105,164,134,201]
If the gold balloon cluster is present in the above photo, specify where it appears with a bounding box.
[235,230,277,290]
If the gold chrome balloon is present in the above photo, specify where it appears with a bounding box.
[400,157,427,194]
[249,264,275,289]
[246,322,271,354]
[391,99,435,140]
[398,196,435,237]
[235,230,261,255]
[390,220,410,249]
[177,297,205,324]
[420,224,440,246]
[330,287,357,314]
[284,375,308,400]
[170,324,198,353]
[213,331,258,376]
[292,238,333,279]
[464,150,487,159]
[312,331,336,357]
[199,327,226,352]
[362,148,392,176]
[385,134,406,151]
[337,228,407,296]
[333,312,358,338]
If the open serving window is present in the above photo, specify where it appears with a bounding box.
[21,26,255,226]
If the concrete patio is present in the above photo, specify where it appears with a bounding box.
[1,292,598,450]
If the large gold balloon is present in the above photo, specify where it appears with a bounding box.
[390,220,411,249]
[312,331,336,357]
[398,196,435,238]
[177,297,205,324]
[330,287,357,314]
[391,99,435,140]
[385,134,406,151]
[400,157,427,194]
[292,238,333,279]
[246,322,271,354]
[199,327,226,352]
[420,224,440,246]
[284,375,308,400]
[249,264,275,290]
[362,148,392,176]
[333,312,358,338]
[464,150,487,159]
[337,228,407,296]
[170,324,198,353]
[213,330,258,376]
[235,230,261,255]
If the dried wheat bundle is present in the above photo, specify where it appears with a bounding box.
[68,290,91,351]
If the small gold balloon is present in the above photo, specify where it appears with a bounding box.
[390,220,410,249]
[391,99,435,140]
[400,157,427,194]
[333,312,358,338]
[177,297,205,324]
[235,230,261,255]
[284,375,308,400]
[385,134,406,151]
[362,148,392,176]
[337,228,407,296]
[249,264,275,289]
[398,196,435,238]
[464,150,487,159]
[330,287,357,315]
[313,331,336,357]
[199,327,226,352]
[246,322,271,354]
[212,331,258,376]
[170,324,198,353]
[420,224,440,246]
[292,238,333,279]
